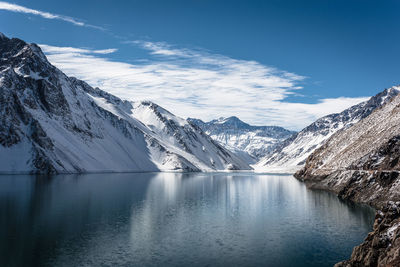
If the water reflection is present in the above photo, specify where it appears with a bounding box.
[0,173,374,267]
[128,173,374,266]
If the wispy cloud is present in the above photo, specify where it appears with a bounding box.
[0,1,104,30]
[40,42,368,130]
[39,45,117,55]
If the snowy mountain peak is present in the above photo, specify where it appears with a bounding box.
[212,116,250,128]
[0,32,8,40]
[0,33,250,173]
[188,117,295,163]
[376,87,400,105]
[0,36,47,66]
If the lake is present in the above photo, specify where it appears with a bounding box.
[0,172,375,267]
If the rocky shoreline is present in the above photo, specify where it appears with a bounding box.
[294,170,400,267]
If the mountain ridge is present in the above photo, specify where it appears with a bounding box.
[255,87,400,173]
[188,116,295,163]
[0,33,250,174]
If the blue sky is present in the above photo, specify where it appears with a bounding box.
[1,0,399,130]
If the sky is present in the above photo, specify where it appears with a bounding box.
[1,0,399,130]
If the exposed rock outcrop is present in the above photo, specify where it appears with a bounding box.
[335,201,400,267]
[295,89,400,266]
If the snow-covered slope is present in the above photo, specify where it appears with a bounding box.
[255,88,399,173]
[0,33,250,174]
[188,116,295,164]
[298,89,400,178]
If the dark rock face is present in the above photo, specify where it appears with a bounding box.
[295,168,400,266]
[0,71,57,173]
[335,202,400,267]
[351,135,400,171]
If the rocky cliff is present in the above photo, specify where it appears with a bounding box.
[295,88,400,266]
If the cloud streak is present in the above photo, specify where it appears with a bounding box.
[39,45,117,55]
[39,42,368,130]
[0,1,104,30]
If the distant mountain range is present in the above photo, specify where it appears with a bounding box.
[188,89,398,172]
[0,33,250,174]
[188,116,295,164]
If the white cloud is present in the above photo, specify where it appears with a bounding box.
[0,1,104,30]
[39,45,117,55]
[39,42,368,130]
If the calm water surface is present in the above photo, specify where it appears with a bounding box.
[0,172,375,267]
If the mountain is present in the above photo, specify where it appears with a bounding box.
[188,116,295,164]
[254,88,399,173]
[0,33,250,174]
[295,88,400,266]
[296,88,400,201]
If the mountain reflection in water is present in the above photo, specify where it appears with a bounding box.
[0,173,374,267]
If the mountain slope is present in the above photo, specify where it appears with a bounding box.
[255,88,399,173]
[296,90,400,189]
[0,33,250,174]
[188,116,295,164]
[295,91,400,267]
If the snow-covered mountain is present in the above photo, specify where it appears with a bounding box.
[254,87,399,173]
[295,89,400,267]
[297,88,400,180]
[188,116,295,164]
[0,33,250,174]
